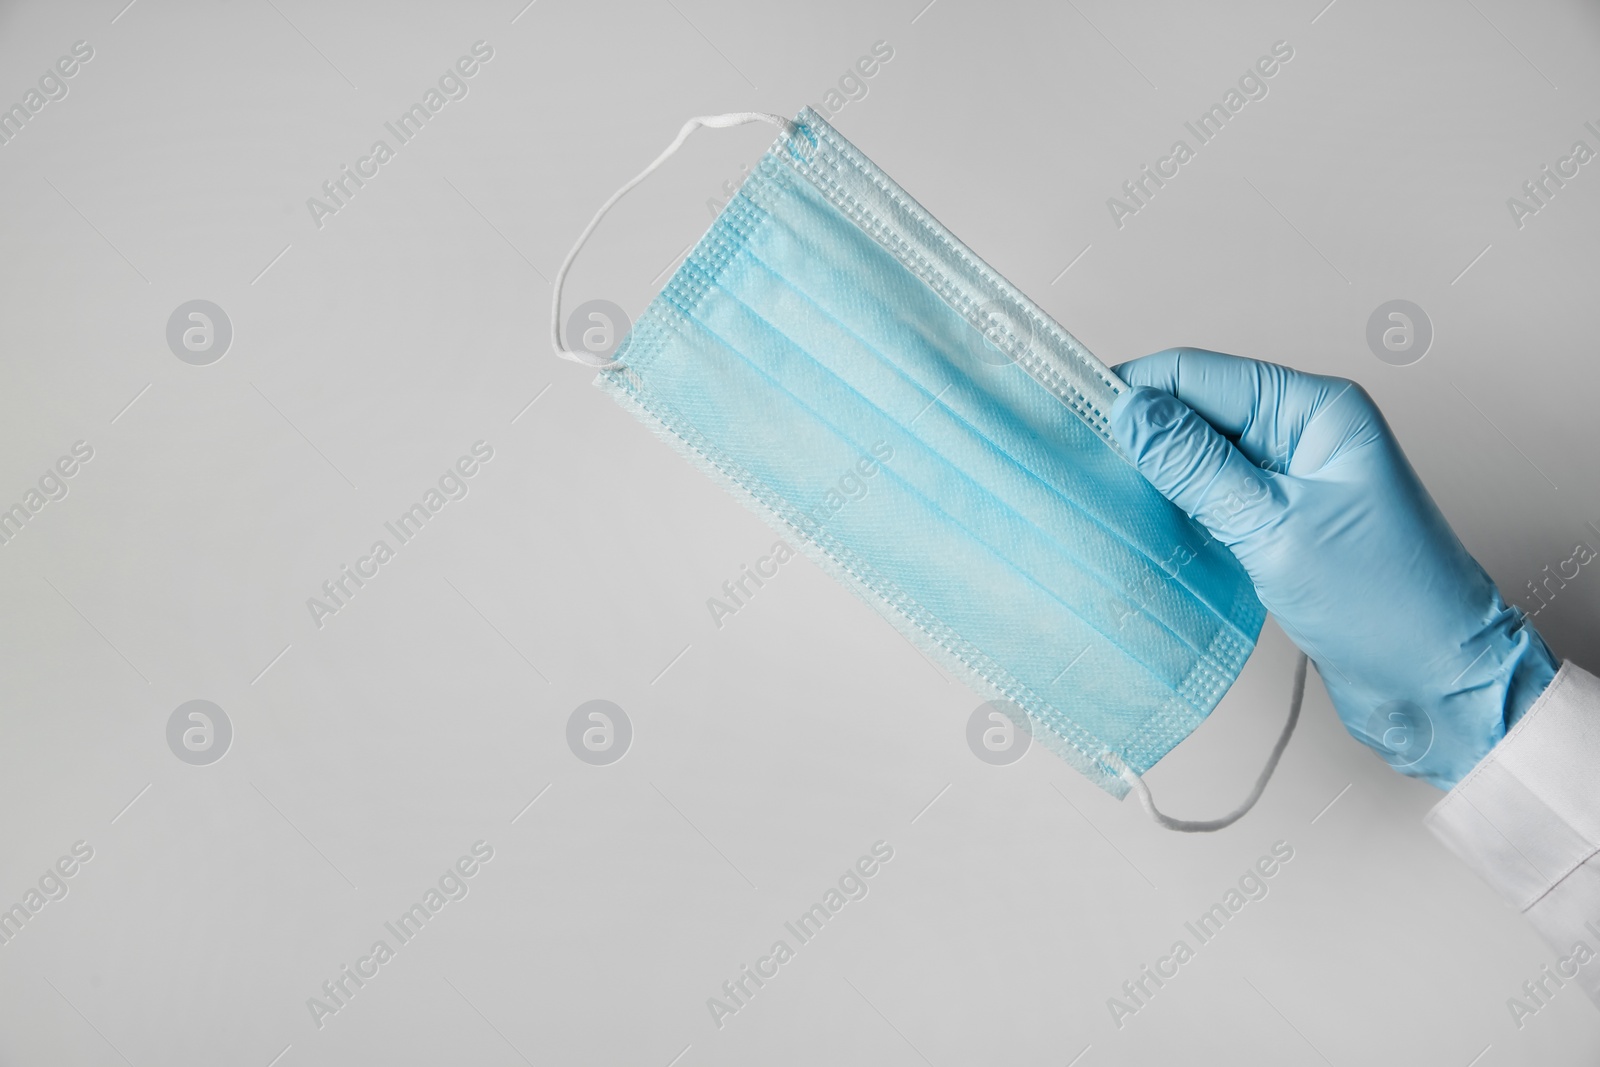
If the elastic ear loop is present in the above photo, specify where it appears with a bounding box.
[553,111,1304,833]
[1106,651,1308,832]
[550,111,797,369]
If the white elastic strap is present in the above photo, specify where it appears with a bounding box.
[550,111,797,369]
[1109,651,1309,833]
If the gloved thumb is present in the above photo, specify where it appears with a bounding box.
[1111,386,1280,547]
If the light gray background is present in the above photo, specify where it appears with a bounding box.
[1,0,1597,1063]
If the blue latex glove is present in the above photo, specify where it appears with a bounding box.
[1110,349,1558,790]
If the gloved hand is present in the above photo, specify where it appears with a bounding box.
[1109,348,1557,790]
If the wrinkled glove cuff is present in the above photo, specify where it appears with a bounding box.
[1504,623,1559,733]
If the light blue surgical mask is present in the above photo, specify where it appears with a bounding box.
[553,109,1303,830]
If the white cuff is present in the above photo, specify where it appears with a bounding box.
[1425,661,1600,912]
[1425,661,1600,1007]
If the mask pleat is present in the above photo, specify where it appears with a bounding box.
[612,310,1201,765]
[727,202,1247,681]
[761,167,1260,648]
[599,108,1265,790]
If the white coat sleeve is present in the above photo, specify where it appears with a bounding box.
[1425,661,1600,1007]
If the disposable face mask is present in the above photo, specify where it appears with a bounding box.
[553,109,1305,831]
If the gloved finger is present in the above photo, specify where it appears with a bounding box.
[1113,348,1342,471]
[1113,348,1289,436]
[1111,385,1282,546]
